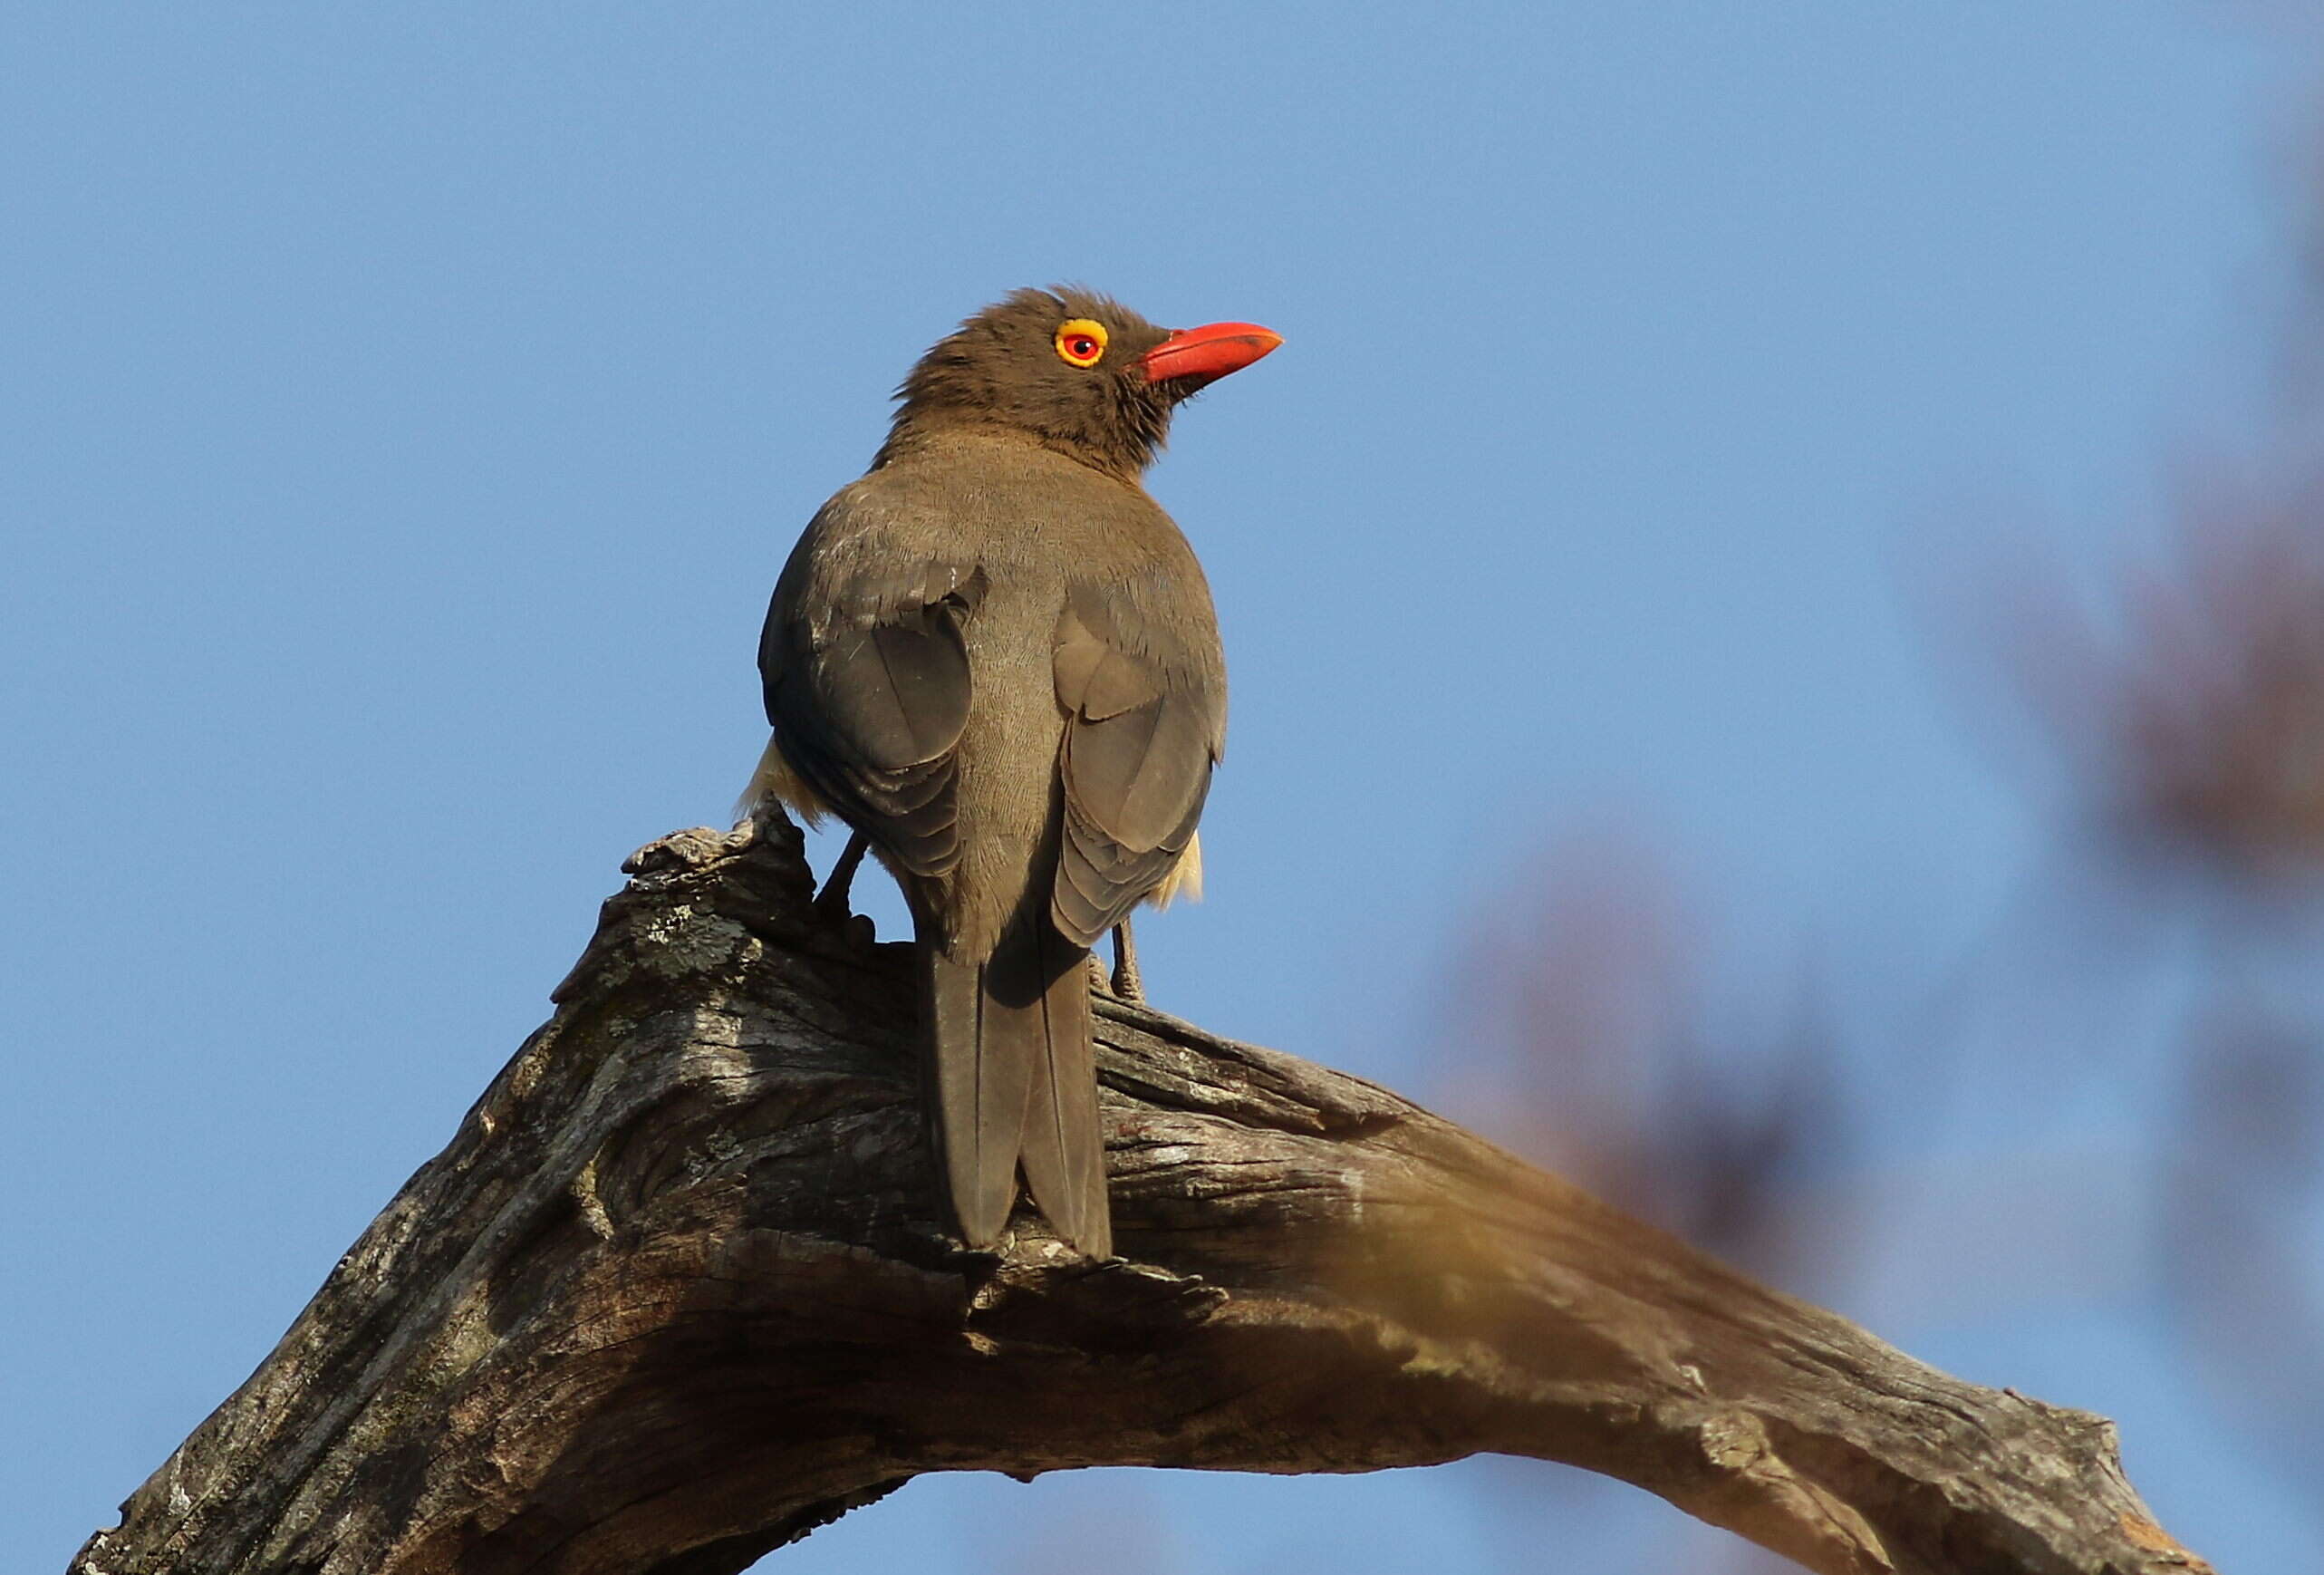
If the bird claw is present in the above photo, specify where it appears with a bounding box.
[812,830,872,929]
[1109,922,1145,1004]
[1109,965,1144,1004]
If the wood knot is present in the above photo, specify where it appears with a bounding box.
[622,826,751,877]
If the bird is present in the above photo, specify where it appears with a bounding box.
[744,286,1280,1258]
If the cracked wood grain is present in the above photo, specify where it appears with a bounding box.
[70,812,2211,1575]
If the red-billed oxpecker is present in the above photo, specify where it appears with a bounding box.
[745,287,1280,1256]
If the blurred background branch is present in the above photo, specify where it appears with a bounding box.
[1405,66,2324,1574]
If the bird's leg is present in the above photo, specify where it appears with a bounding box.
[1110,919,1145,1004]
[814,830,870,923]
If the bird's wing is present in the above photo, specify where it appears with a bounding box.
[760,501,983,878]
[1050,585,1221,946]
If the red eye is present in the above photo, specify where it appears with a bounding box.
[1068,335,1097,358]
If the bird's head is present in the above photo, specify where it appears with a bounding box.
[879,286,1281,479]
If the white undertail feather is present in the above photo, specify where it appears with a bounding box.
[1146,831,1202,908]
[735,733,825,827]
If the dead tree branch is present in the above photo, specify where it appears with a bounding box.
[71,814,2209,1575]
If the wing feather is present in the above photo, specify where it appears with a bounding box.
[759,497,983,878]
[1049,591,1220,946]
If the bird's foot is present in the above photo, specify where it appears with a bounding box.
[1109,921,1146,1005]
[812,830,870,926]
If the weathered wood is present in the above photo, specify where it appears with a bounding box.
[71,813,2210,1575]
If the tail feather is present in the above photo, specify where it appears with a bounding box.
[923,924,1111,1256]
[1011,923,1107,1256]
[926,950,1028,1247]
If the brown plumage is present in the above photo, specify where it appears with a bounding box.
[748,286,1280,1255]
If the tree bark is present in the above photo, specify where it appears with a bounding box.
[72,813,2211,1575]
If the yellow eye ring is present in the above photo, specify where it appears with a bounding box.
[1054,318,1108,368]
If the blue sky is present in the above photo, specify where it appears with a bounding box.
[3,4,2310,1570]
